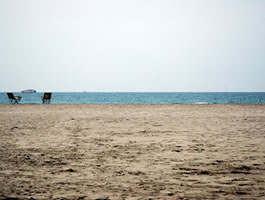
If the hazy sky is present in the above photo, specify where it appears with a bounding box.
[0,0,265,92]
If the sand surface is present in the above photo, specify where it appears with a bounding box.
[0,104,265,200]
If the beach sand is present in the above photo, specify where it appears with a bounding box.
[0,104,265,200]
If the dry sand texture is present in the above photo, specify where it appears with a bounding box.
[0,104,265,200]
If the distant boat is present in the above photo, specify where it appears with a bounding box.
[21,89,37,93]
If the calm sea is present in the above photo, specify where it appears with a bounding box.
[0,92,265,104]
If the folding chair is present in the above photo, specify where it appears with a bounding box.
[7,93,22,104]
[41,93,52,104]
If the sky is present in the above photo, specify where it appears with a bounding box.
[0,0,265,92]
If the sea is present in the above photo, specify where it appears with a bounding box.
[0,92,265,104]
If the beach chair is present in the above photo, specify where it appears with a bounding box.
[7,93,22,104]
[41,92,52,104]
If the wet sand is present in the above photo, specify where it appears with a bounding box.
[0,104,265,200]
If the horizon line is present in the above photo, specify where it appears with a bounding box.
[1,91,265,93]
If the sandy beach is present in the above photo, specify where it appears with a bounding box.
[0,104,265,200]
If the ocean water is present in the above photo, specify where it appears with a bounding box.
[0,92,265,104]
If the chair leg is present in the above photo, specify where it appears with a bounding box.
[42,99,51,104]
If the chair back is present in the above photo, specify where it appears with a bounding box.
[7,93,15,99]
[43,93,52,99]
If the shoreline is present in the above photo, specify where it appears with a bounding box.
[1,103,265,105]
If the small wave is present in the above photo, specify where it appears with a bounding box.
[194,102,211,104]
